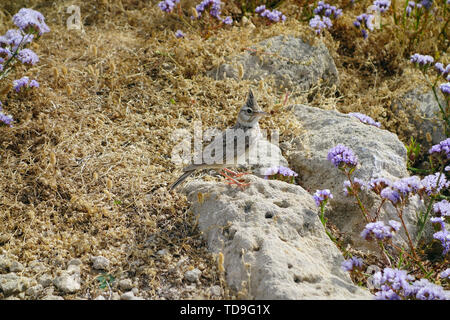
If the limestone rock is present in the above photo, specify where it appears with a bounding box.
[182,176,372,299]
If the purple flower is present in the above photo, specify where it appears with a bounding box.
[264,166,298,179]
[429,138,450,159]
[255,5,266,14]
[13,76,39,92]
[0,47,12,59]
[313,2,343,19]
[361,220,399,240]
[373,0,391,13]
[12,8,50,36]
[380,187,401,204]
[327,144,358,169]
[259,8,286,23]
[430,217,446,230]
[196,0,222,19]
[420,0,433,9]
[175,30,185,38]
[343,178,364,196]
[421,173,449,196]
[433,229,450,255]
[158,0,180,13]
[348,112,381,127]
[0,104,13,127]
[410,53,434,66]
[313,189,333,207]
[17,48,39,65]
[410,279,448,300]
[341,257,363,272]
[406,1,415,16]
[440,83,450,95]
[434,200,450,217]
[440,268,450,279]
[0,29,34,51]
[309,15,332,34]
[368,177,392,194]
[221,16,233,25]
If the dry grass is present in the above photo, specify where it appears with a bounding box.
[0,0,448,299]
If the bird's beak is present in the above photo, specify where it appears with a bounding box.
[254,110,268,116]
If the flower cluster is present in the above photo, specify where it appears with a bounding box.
[13,76,39,92]
[0,29,33,51]
[353,13,375,39]
[264,166,298,178]
[367,177,391,194]
[440,83,450,95]
[361,220,401,241]
[433,229,449,255]
[441,268,450,279]
[373,0,391,13]
[421,172,449,196]
[410,53,434,67]
[327,145,358,169]
[313,189,333,207]
[429,138,450,160]
[434,62,450,80]
[309,2,341,34]
[341,256,363,272]
[343,178,364,196]
[255,5,286,23]
[373,268,448,300]
[158,0,180,13]
[195,0,232,24]
[348,112,381,128]
[0,103,13,127]
[12,8,50,36]
[434,200,450,217]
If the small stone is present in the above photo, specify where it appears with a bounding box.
[91,256,110,270]
[210,285,222,296]
[54,273,81,293]
[120,291,135,300]
[26,284,44,298]
[118,279,133,291]
[0,273,30,296]
[94,295,106,300]
[156,249,168,256]
[131,287,139,295]
[29,261,46,274]
[68,259,82,267]
[38,274,53,287]
[111,292,121,300]
[9,261,24,273]
[42,295,64,300]
[184,268,201,283]
[0,255,12,273]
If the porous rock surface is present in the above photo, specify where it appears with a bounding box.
[183,176,372,299]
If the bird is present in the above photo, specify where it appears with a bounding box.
[169,89,268,191]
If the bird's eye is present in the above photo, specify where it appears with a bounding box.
[246,109,252,114]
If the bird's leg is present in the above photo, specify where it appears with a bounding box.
[220,170,250,190]
[223,168,250,178]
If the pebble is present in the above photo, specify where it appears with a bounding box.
[120,291,135,300]
[91,256,110,270]
[9,261,24,273]
[184,268,201,283]
[38,274,53,287]
[26,284,44,298]
[94,295,106,300]
[210,285,222,296]
[42,295,64,300]
[0,273,29,296]
[0,255,11,273]
[53,273,81,293]
[118,279,133,291]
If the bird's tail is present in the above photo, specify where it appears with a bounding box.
[169,170,195,191]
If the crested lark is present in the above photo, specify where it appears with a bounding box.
[170,89,267,190]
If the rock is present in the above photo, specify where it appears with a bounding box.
[393,88,446,150]
[9,261,24,273]
[38,274,53,288]
[94,295,106,300]
[288,104,429,251]
[207,35,339,93]
[118,279,133,291]
[29,261,47,274]
[0,255,12,273]
[182,176,372,299]
[53,272,81,293]
[26,284,43,298]
[210,285,222,297]
[131,287,139,295]
[157,249,168,256]
[111,292,121,300]
[241,138,289,176]
[91,256,110,270]
[184,268,202,283]
[0,273,30,296]
[67,259,82,275]
[120,291,135,300]
[42,295,64,300]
